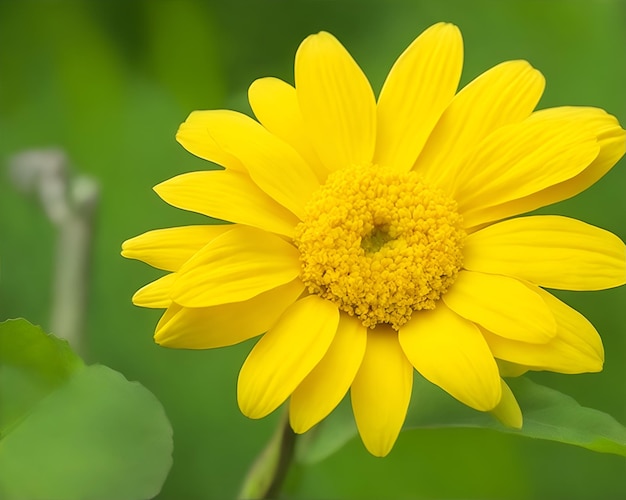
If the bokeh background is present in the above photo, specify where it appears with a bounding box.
[1,0,625,498]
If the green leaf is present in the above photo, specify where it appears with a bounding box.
[296,374,626,464]
[0,319,173,500]
[499,378,626,456]
[0,318,83,380]
[0,319,84,434]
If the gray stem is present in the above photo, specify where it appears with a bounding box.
[8,149,99,356]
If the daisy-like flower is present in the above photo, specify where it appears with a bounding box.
[123,23,626,457]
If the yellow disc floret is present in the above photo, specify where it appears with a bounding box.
[294,165,465,330]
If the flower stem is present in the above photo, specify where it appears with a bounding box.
[8,148,99,356]
[238,410,297,500]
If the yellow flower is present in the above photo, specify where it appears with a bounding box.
[123,23,626,457]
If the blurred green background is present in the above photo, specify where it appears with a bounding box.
[1,0,625,498]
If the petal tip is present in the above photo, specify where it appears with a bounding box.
[470,380,503,412]
[507,414,524,430]
[237,390,268,420]
[363,437,395,458]
[491,380,523,428]
[130,289,143,306]
[426,21,462,43]
[121,234,141,256]
[288,411,313,435]
[152,181,167,199]
[153,334,170,347]
[299,31,336,51]
[441,21,461,32]
[587,356,604,373]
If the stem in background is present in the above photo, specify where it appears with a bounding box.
[238,410,298,500]
[8,149,99,356]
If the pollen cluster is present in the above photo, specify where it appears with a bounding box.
[294,165,465,329]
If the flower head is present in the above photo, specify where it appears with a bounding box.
[122,23,626,456]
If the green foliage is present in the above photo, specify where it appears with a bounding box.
[0,319,173,500]
[0,319,84,435]
[297,374,626,464]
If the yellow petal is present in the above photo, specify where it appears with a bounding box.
[491,379,523,429]
[154,279,304,349]
[350,326,413,457]
[415,60,545,191]
[176,110,319,219]
[525,109,626,203]
[374,23,463,171]
[399,304,501,411]
[290,314,366,433]
[248,77,329,182]
[238,296,340,419]
[455,113,600,221]
[122,225,231,271]
[464,215,626,290]
[443,270,556,343]
[483,287,604,374]
[463,107,625,229]
[295,31,376,172]
[154,170,299,237]
[176,113,246,171]
[171,226,301,307]
[132,273,176,308]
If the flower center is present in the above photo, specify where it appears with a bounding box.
[293,165,465,330]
